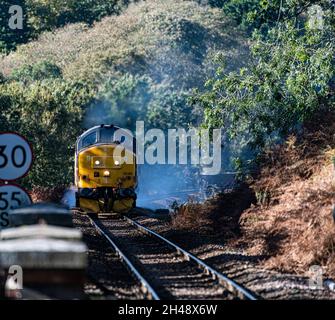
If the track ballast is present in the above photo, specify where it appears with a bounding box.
[74,210,257,300]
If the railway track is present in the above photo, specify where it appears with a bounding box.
[88,214,159,300]
[73,211,147,300]
[80,211,257,300]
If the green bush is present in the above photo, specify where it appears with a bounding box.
[11,60,62,83]
[147,89,200,129]
[86,76,201,131]
[195,8,335,167]
[0,0,251,189]
[223,0,261,30]
[220,0,334,33]
[0,0,135,53]
[0,72,5,84]
[0,80,94,188]
[85,74,152,131]
[26,0,133,34]
[1,0,248,83]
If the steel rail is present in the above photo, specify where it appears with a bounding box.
[124,216,257,300]
[87,214,160,300]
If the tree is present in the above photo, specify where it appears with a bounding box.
[221,0,334,33]
[0,79,94,187]
[84,74,152,132]
[147,89,200,129]
[194,2,335,169]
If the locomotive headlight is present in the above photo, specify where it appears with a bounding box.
[95,160,100,165]
[114,160,120,166]
[103,170,110,177]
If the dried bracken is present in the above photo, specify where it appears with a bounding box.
[241,111,335,277]
[171,185,256,238]
[172,111,335,278]
[30,186,66,203]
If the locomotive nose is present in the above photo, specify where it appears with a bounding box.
[92,156,122,169]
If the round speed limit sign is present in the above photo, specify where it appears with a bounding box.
[0,132,33,181]
[0,184,32,229]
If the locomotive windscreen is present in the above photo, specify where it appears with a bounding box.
[99,127,117,143]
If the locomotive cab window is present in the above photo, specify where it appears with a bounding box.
[99,127,116,144]
[81,132,97,149]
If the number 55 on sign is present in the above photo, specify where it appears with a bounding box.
[0,133,33,230]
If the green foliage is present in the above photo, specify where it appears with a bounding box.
[85,74,152,131]
[147,89,199,129]
[221,0,334,33]
[0,0,248,188]
[0,0,247,82]
[0,80,94,188]
[195,7,335,160]
[0,0,134,53]
[26,0,132,34]
[86,75,199,131]
[11,60,62,83]
[0,72,5,84]
[1,0,248,132]
[223,0,263,31]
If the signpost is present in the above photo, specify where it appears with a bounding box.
[0,184,32,228]
[0,133,33,181]
[0,133,33,229]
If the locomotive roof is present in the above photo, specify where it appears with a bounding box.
[76,125,136,153]
[77,125,120,140]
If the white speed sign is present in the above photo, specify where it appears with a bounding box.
[0,132,33,181]
[0,184,32,229]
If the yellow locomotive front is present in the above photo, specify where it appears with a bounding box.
[75,125,137,213]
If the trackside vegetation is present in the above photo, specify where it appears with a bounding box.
[0,0,334,187]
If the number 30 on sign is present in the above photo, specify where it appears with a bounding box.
[0,132,33,181]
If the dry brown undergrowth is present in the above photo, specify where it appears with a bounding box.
[30,186,66,203]
[172,111,335,277]
[241,111,335,277]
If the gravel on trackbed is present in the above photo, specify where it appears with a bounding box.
[73,211,145,300]
[131,214,335,300]
[73,210,335,300]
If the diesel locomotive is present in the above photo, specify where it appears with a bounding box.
[75,125,137,213]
